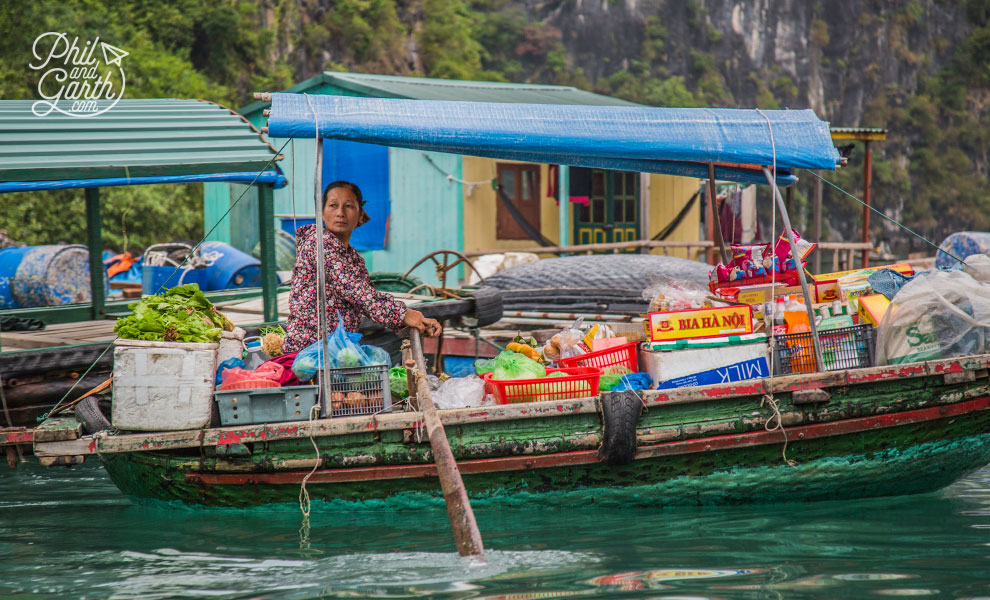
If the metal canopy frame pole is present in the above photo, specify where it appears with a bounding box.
[763,167,824,372]
[313,137,331,405]
[84,187,104,321]
[558,165,569,255]
[862,140,873,268]
[258,183,278,323]
[707,163,729,264]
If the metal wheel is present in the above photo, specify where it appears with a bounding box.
[402,250,486,293]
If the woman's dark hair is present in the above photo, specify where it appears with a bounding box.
[322,181,363,208]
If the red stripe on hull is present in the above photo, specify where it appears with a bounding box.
[184,396,990,486]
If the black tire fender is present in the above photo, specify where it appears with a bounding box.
[471,286,503,327]
[74,397,111,435]
[598,390,643,465]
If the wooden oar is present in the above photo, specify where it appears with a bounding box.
[408,328,486,559]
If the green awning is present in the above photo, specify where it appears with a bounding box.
[0,98,284,184]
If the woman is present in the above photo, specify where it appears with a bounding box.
[282,181,441,353]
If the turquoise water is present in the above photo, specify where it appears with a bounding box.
[2,461,989,599]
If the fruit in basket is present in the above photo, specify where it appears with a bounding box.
[330,391,346,411]
[507,342,542,362]
[345,391,367,408]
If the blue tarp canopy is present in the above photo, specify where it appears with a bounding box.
[266,94,841,186]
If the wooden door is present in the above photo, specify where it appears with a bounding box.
[574,169,639,245]
[496,163,541,240]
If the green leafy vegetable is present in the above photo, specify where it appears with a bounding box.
[113,283,231,343]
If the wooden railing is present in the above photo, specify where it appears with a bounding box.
[463,240,714,261]
[815,242,873,273]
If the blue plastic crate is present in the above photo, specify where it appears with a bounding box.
[215,385,319,426]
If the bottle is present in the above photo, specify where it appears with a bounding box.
[772,297,788,337]
[242,337,270,370]
[784,295,815,373]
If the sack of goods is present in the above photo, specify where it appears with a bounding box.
[877,269,990,365]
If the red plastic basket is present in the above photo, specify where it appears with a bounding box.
[483,367,602,404]
[219,378,281,391]
[556,340,640,372]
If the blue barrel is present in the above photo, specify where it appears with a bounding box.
[937,232,990,269]
[141,265,208,295]
[200,241,262,290]
[0,245,107,309]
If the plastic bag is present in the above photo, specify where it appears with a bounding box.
[877,270,990,365]
[292,312,375,380]
[492,350,547,381]
[389,367,409,399]
[474,358,496,375]
[215,357,245,386]
[542,328,587,361]
[613,372,653,391]
[433,375,487,409]
[641,275,711,312]
[599,365,634,392]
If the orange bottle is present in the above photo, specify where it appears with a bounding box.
[784,295,815,373]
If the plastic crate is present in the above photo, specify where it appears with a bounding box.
[215,385,319,426]
[319,364,392,418]
[773,324,875,375]
[556,340,639,372]
[483,367,601,404]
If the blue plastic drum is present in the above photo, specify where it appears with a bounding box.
[0,245,107,309]
[200,241,262,291]
[141,265,209,295]
[936,231,990,269]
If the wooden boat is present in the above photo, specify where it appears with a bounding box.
[29,96,990,511]
[32,354,990,507]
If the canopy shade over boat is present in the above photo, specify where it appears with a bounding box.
[0,99,286,193]
[266,94,841,186]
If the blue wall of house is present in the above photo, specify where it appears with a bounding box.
[202,83,463,285]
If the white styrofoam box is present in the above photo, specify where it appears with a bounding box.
[218,327,246,364]
[112,339,218,431]
[638,341,769,389]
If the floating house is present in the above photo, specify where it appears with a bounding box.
[206,72,702,283]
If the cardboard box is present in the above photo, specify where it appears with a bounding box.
[858,294,891,327]
[722,284,803,305]
[813,262,913,303]
[640,340,768,385]
[656,357,770,390]
[647,305,753,342]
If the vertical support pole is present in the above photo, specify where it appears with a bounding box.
[557,165,570,255]
[708,163,729,264]
[764,168,824,372]
[638,172,650,254]
[85,187,104,320]
[862,140,873,268]
[258,183,278,323]
[785,185,795,224]
[814,172,823,275]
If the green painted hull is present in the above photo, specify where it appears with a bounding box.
[100,405,990,509]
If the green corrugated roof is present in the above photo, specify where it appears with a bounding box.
[240,72,640,117]
[0,99,283,183]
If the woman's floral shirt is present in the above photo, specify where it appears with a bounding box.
[282,224,406,353]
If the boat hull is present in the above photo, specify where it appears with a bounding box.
[101,399,990,508]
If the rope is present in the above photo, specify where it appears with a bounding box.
[755,108,796,467]
[37,341,113,422]
[0,373,13,428]
[298,403,322,519]
[804,169,965,264]
[761,394,796,467]
[421,152,493,195]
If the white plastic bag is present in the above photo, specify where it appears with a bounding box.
[877,270,990,365]
[432,375,487,409]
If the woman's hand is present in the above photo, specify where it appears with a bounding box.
[403,309,442,337]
